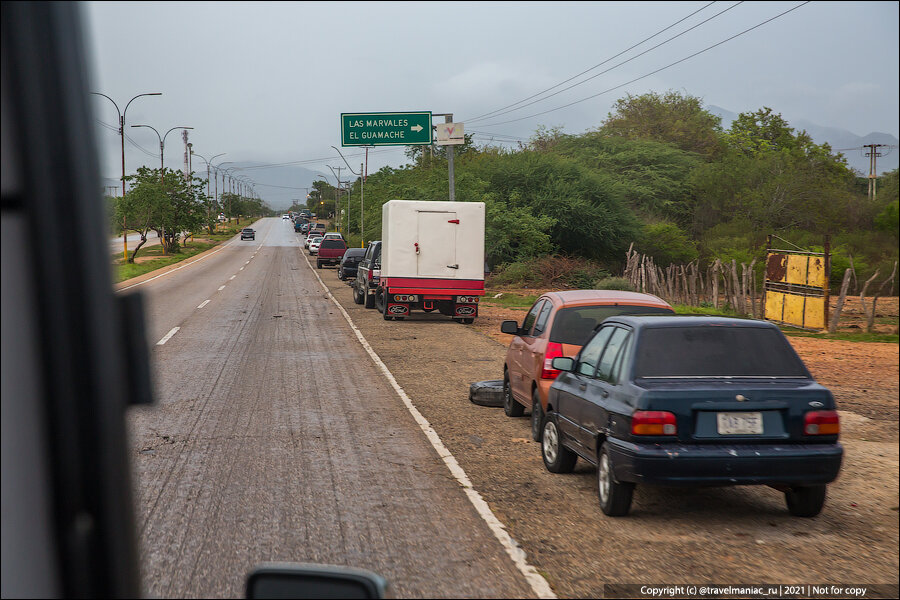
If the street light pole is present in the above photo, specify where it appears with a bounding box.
[91,91,161,261]
[130,124,194,184]
[191,151,225,233]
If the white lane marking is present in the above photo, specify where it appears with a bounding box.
[229,275,236,280]
[304,255,556,599]
[218,285,226,291]
[239,267,244,271]
[245,260,251,264]
[197,300,211,309]
[156,327,180,345]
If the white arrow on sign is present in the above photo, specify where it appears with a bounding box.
[410,124,423,132]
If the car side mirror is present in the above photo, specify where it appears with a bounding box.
[246,564,387,599]
[551,357,575,372]
[500,320,520,335]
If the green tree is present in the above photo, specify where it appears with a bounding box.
[600,91,723,158]
[638,222,699,266]
[118,167,168,262]
[483,193,555,266]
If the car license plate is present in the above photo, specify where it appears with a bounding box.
[717,412,763,435]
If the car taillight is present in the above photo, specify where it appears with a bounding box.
[541,342,564,379]
[804,410,840,435]
[632,411,677,436]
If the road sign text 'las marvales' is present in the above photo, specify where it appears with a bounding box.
[341,111,432,146]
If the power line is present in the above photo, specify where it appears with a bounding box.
[466,1,725,123]
[476,1,810,129]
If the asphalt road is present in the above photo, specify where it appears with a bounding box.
[125,217,542,598]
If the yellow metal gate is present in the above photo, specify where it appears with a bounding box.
[764,237,830,330]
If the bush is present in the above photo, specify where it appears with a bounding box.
[638,222,699,266]
[594,277,634,291]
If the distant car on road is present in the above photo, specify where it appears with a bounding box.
[308,236,323,255]
[240,228,255,240]
[323,232,345,241]
[338,248,366,280]
[500,290,673,442]
[542,315,843,517]
[282,214,289,220]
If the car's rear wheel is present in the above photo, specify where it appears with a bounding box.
[531,390,544,442]
[366,286,377,309]
[541,414,577,473]
[785,485,827,517]
[316,260,322,269]
[503,371,524,417]
[352,283,364,305]
[597,442,633,516]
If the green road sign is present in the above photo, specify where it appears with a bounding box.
[341,111,432,146]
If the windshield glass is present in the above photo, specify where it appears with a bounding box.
[634,326,809,378]
[550,305,673,345]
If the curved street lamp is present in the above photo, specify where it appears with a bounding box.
[130,124,193,183]
[190,151,226,232]
[90,91,161,260]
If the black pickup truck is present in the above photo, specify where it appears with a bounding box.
[352,241,381,309]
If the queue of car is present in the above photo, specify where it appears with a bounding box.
[498,295,843,519]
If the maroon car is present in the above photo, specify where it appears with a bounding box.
[316,238,347,269]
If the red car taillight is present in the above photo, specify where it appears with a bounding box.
[632,411,677,436]
[541,342,564,379]
[804,410,840,435]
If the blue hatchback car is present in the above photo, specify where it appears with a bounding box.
[543,315,843,517]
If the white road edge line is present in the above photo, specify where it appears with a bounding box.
[304,254,556,599]
[239,267,244,271]
[197,300,211,309]
[118,240,234,291]
[156,327,180,345]
[218,285,226,291]
[229,275,236,280]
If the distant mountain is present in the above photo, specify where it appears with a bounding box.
[707,105,898,176]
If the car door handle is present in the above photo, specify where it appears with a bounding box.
[447,264,459,269]
[578,383,587,391]
[600,389,609,398]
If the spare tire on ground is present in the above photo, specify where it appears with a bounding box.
[469,380,505,407]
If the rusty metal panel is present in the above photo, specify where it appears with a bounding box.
[766,253,787,283]
[786,255,809,285]
[765,290,785,323]
[807,255,827,288]
[804,297,826,330]
[764,248,829,331]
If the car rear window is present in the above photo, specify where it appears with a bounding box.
[549,305,674,345]
[320,240,346,249]
[633,326,809,378]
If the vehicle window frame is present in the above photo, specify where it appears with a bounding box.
[576,326,614,377]
[596,327,630,383]
[532,300,553,336]
[520,299,545,337]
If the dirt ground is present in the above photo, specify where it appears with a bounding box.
[316,265,899,598]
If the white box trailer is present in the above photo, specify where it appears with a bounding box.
[377,200,485,322]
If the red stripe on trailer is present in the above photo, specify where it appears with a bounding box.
[381,277,484,294]
[391,288,482,296]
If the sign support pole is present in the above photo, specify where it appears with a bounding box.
[445,114,455,201]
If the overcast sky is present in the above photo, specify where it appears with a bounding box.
[84,1,899,207]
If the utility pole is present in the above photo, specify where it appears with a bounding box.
[446,114,455,201]
[182,130,190,181]
[863,144,888,201]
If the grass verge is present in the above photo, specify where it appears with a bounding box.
[113,240,218,283]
